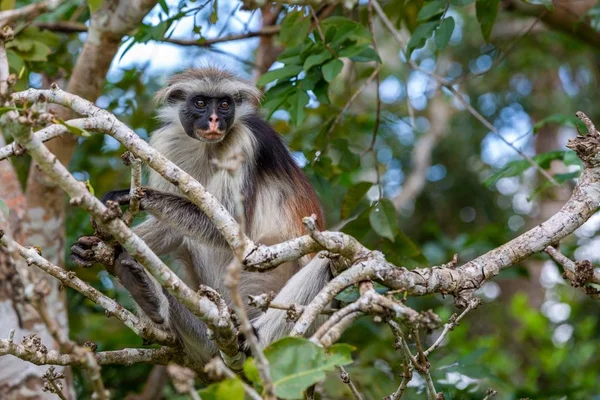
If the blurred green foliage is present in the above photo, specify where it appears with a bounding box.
[4,0,600,398]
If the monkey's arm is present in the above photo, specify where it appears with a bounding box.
[104,188,228,248]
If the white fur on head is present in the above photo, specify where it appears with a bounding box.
[155,67,262,123]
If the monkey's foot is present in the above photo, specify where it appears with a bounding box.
[70,236,117,271]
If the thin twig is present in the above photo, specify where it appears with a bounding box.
[0,118,102,161]
[364,0,381,154]
[424,298,481,356]
[204,358,262,400]
[122,151,143,226]
[413,329,438,400]
[310,7,337,57]
[389,360,412,400]
[219,152,274,396]
[451,12,545,85]
[545,246,600,298]
[322,66,381,147]
[0,338,182,366]
[0,0,65,26]
[482,388,498,400]
[339,366,364,400]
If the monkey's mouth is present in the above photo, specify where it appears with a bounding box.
[194,129,225,142]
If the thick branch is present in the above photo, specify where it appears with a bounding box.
[0,230,176,346]
[0,339,181,366]
[34,21,281,47]
[0,118,103,161]
[0,0,64,26]
[504,0,600,50]
[380,158,600,304]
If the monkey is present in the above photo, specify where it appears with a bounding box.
[70,67,332,366]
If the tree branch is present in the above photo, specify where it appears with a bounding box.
[0,338,181,367]
[0,0,65,27]
[0,229,177,346]
[504,0,600,50]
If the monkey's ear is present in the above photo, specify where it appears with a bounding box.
[155,87,186,105]
[236,85,262,107]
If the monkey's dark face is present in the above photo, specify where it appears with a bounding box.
[179,94,236,143]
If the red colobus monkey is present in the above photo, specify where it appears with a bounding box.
[71,67,331,366]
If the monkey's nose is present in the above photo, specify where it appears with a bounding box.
[209,115,219,123]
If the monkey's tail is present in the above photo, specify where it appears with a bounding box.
[252,255,332,346]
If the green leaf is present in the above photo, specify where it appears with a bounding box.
[483,160,529,187]
[341,182,372,219]
[258,65,303,86]
[304,51,333,72]
[6,50,23,73]
[84,180,95,196]
[1,0,15,11]
[210,0,218,24]
[476,0,500,42]
[348,47,381,63]
[11,38,33,52]
[244,357,260,382]
[278,46,303,65]
[88,0,104,14]
[57,119,91,137]
[435,17,455,50]
[483,151,569,187]
[158,0,169,13]
[533,150,569,169]
[243,358,262,392]
[321,17,371,48]
[336,282,390,302]
[450,0,474,5]
[406,21,439,57]
[18,41,51,62]
[0,198,9,219]
[369,199,399,242]
[322,59,343,82]
[417,0,445,21]
[280,11,311,47]
[563,150,583,167]
[265,337,354,399]
[0,106,20,115]
[291,90,310,126]
[299,68,322,91]
[533,113,587,134]
[528,171,580,200]
[197,378,245,400]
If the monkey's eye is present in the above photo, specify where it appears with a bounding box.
[194,100,206,108]
[220,101,230,110]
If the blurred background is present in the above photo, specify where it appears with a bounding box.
[3,0,600,398]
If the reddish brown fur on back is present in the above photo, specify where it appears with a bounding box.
[287,173,325,235]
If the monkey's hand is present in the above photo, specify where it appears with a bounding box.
[101,189,134,206]
[70,236,117,272]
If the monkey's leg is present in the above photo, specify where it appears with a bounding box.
[113,250,169,324]
[252,256,333,346]
[115,251,218,364]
